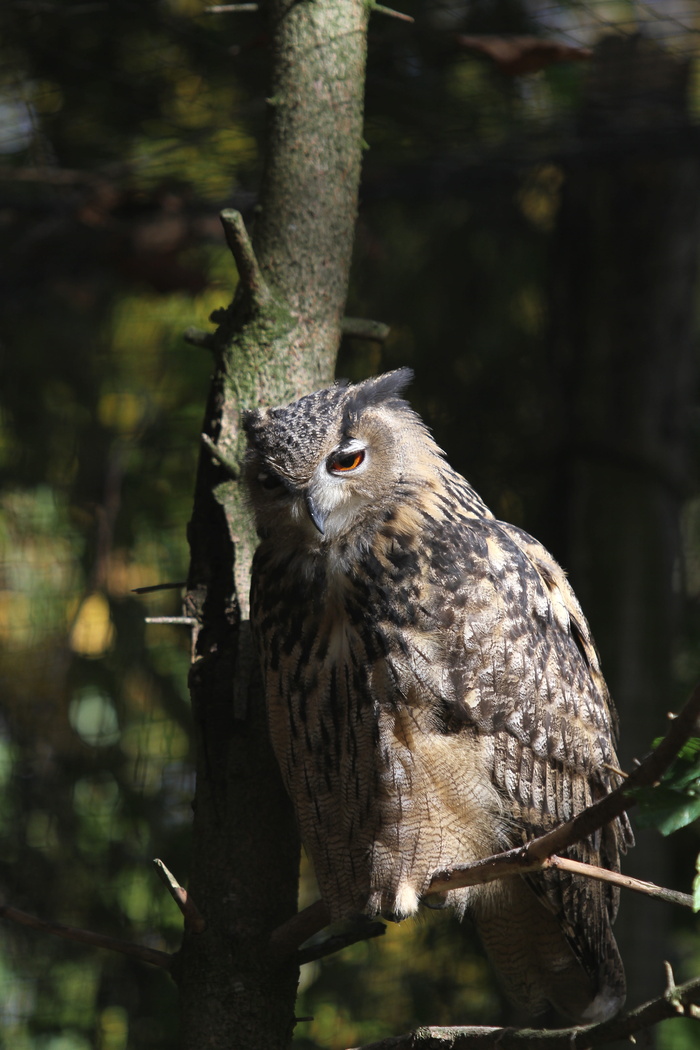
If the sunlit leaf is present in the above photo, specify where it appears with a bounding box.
[632,785,700,836]
[69,593,116,657]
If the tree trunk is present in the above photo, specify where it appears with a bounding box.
[550,36,700,1015]
[177,2,369,1046]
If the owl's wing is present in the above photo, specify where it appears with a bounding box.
[443,515,632,1011]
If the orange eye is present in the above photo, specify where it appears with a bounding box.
[328,448,365,474]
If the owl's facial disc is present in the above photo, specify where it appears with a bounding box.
[305,438,368,536]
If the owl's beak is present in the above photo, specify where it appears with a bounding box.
[304,492,326,535]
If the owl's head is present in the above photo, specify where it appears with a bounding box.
[243,368,441,542]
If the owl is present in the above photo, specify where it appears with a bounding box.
[243,368,632,1023]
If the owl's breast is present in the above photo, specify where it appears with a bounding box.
[252,533,513,920]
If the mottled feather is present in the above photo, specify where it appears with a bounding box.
[244,369,632,1023]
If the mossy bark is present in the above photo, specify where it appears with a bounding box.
[177,2,369,1047]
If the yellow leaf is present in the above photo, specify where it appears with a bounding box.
[69,592,115,657]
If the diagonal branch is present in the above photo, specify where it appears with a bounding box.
[270,898,330,961]
[0,901,173,970]
[543,855,693,909]
[270,682,700,958]
[428,680,700,896]
[371,3,414,23]
[153,858,206,933]
[201,432,240,478]
[347,970,700,1049]
[219,208,270,307]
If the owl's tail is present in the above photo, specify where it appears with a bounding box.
[472,877,626,1024]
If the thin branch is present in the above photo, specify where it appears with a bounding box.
[281,853,694,965]
[371,3,415,23]
[602,762,627,779]
[341,317,391,341]
[347,971,700,1049]
[269,683,700,957]
[153,859,206,933]
[220,208,270,306]
[132,581,186,594]
[428,680,700,897]
[0,901,172,970]
[184,326,216,350]
[298,917,386,965]
[201,433,240,478]
[544,855,694,909]
[205,3,258,11]
[271,901,385,965]
[665,960,680,1000]
[270,899,330,962]
[142,613,197,621]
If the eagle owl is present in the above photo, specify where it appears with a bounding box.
[244,368,632,1023]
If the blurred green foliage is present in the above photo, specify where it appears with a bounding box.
[0,4,243,1044]
[633,739,700,840]
[2,0,700,1048]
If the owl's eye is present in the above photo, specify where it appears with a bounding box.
[258,471,283,490]
[327,448,366,475]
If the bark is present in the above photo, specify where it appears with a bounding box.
[177,2,369,1047]
[549,35,700,1014]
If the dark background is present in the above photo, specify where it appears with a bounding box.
[1,1,699,1047]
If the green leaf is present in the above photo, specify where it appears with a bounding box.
[666,759,700,792]
[650,735,700,768]
[618,730,700,838]
[636,736,700,805]
[632,785,700,836]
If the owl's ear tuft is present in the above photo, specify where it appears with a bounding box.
[343,368,414,423]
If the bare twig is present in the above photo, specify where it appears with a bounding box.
[270,898,330,962]
[220,208,270,306]
[205,3,258,11]
[348,969,700,1049]
[153,859,206,933]
[0,902,172,969]
[341,317,390,342]
[271,901,386,965]
[184,326,216,350]
[429,680,700,896]
[277,851,696,967]
[298,917,386,965]
[145,616,198,625]
[544,855,694,909]
[270,683,700,958]
[201,433,240,478]
[664,960,680,999]
[602,762,627,779]
[371,3,414,23]
[132,581,186,594]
